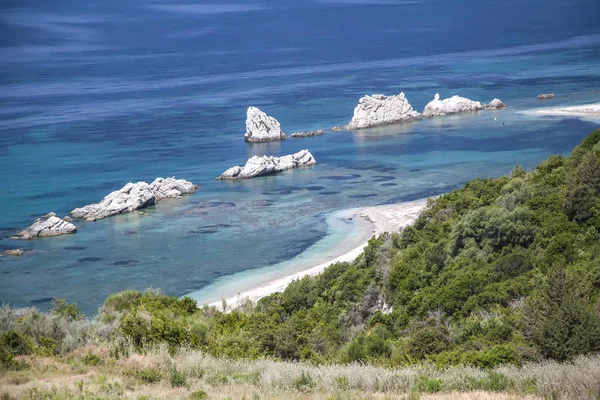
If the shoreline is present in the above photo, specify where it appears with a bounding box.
[197,199,427,310]
[521,102,600,119]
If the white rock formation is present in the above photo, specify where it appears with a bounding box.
[149,177,198,200]
[422,93,485,117]
[217,150,316,180]
[291,130,324,138]
[537,93,555,100]
[72,177,198,221]
[486,98,506,109]
[18,212,77,239]
[244,107,286,142]
[346,93,421,129]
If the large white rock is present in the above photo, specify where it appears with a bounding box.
[422,93,484,117]
[217,150,316,180]
[72,177,198,221]
[244,106,286,142]
[346,92,421,129]
[18,212,77,239]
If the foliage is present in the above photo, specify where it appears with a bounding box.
[51,298,85,321]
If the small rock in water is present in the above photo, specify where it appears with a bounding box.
[486,98,506,109]
[4,249,24,256]
[217,150,316,180]
[17,212,77,240]
[291,130,324,138]
[537,93,555,100]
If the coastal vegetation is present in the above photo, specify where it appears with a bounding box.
[2,130,600,399]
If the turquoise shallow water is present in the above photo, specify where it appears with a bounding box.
[1,0,600,314]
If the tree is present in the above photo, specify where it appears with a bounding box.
[523,269,600,361]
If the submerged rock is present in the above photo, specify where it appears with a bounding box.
[537,93,555,100]
[346,92,421,129]
[4,249,25,256]
[291,130,324,138]
[17,212,77,239]
[422,93,484,117]
[72,177,198,221]
[217,150,316,180]
[486,98,506,109]
[244,106,286,142]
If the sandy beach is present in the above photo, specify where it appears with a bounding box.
[523,102,600,118]
[204,199,427,310]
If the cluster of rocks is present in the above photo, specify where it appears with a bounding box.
[17,212,77,240]
[217,150,316,180]
[537,93,555,100]
[244,106,325,142]
[334,92,506,130]
[16,178,198,240]
[72,177,198,221]
[12,91,509,242]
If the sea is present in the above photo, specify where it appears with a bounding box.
[1,0,600,314]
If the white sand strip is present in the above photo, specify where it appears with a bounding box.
[522,102,600,118]
[207,199,427,311]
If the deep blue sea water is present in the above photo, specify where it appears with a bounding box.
[1,0,600,314]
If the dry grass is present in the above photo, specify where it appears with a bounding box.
[0,344,598,399]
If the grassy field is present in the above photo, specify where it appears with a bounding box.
[1,343,598,399]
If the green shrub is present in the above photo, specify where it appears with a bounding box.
[50,298,84,321]
[450,206,536,256]
[407,325,451,359]
[103,290,141,312]
[524,269,600,361]
[170,368,187,388]
[335,375,350,390]
[429,344,521,368]
[136,368,162,384]
[0,332,34,356]
[189,390,208,400]
[81,353,102,366]
[414,375,442,393]
[486,371,511,391]
[293,371,315,392]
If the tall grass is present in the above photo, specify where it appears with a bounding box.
[1,342,598,399]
